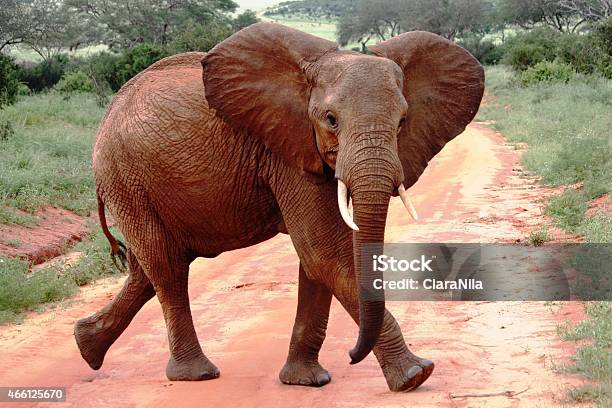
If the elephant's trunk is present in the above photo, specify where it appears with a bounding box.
[335,130,403,364]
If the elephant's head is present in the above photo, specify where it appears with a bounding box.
[202,22,484,364]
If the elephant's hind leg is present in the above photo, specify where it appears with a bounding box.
[75,249,155,370]
[138,247,219,382]
[279,263,333,387]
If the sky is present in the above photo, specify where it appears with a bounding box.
[234,0,280,13]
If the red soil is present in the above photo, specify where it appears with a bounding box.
[0,123,592,407]
[0,207,88,264]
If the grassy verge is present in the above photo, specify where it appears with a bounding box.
[0,226,122,323]
[478,66,611,242]
[0,92,106,223]
[557,302,611,406]
[479,65,611,406]
[0,91,122,324]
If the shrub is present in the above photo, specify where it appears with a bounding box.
[88,44,169,92]
[458,36,504,65]
[116,44,170,85]
[87,51,123,92]
[502,24,612,78]
[502,27,560,71]
[19,55,69,92]
[0,54,22,107]
[521,60,574,85]
[593,17,612,56]
[592,18,612,78]
[557,34,608,76]
[55,71,95,95]
[0,119,14,141]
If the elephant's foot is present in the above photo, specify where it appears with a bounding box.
[74,316,111,370]
[382,354,434,392]
[279,360,331,387]
[166,354,220,381]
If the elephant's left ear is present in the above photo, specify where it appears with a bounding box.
[202,22,338,181]
[369,32,484,188]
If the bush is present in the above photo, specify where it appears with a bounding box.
[458,36,504,65]
[521,60,574,85]
[592,18,612,78]
[88,44,169,92]
[117,44,169,85]
[594,17,612,56]
[502,24,612,78]
[54,71,95,95]
[502,27,560,71]
[557,34,607,76]
[87,51,122,92]
[19,55,69,92]
[0,118,14,141]
[0,54,22,108]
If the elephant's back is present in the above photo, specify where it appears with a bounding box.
[92,52,228,176]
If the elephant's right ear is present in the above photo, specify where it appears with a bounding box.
[202,22,338,181]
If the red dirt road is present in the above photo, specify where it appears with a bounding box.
[0,124,590,407]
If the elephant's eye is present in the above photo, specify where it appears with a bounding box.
[326,112,338,129]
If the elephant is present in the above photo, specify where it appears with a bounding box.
[74,22,484,392]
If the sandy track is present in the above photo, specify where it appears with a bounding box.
[0,123,590,407]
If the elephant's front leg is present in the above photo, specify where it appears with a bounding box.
[331,277,435,392]
[279,263,333,387]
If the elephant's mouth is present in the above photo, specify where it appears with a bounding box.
[323,145,339,165]
[337,181,419,231]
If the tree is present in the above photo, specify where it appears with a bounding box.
[167,19,234,53]
[264,0,355,20]
[337,0,491,48]
[337,0,405,49]
[233,9,260,31]
[400,0,491,40]
[558,0,611,22]
[66,0,238,47]
[23,0,100,61]
[497,0,588,32]
[0,0,30,51]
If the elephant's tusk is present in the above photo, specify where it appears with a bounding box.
[398,184,419,221]
[338,180,359,231]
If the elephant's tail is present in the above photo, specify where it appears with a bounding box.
[97,193,127,272]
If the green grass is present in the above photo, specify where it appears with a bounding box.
[527,225,549,246]
[0,92,106,221]
[545,189,588,232]
[0,91,123,324]
[479,66,611,243]
[265,16,338,41]
[557,302,612,407]
[0,226,122,323]
[0,206,38,226]
[0,257,77,323]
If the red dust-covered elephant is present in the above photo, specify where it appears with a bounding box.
[74,22,484,391]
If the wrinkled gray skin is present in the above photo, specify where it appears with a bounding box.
[74,22,484,392]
